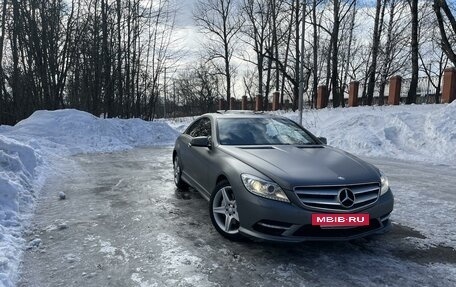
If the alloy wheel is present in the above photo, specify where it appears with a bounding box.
[212,186,240,234]
[173,156,181,185]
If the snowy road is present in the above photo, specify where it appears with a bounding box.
[17,148,456,287]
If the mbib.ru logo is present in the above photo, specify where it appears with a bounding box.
[311,214,370,226]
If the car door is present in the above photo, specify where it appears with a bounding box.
[180,117,213,195]
[179,118,203,183]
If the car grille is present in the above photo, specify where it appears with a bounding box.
[294,182,380,212]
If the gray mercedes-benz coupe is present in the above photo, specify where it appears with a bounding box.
[172,112,394,242]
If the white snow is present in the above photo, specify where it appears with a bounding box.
[0,103,455,286]
[281,102,456,166]
[154,233,212,286]
[10,109,178,155]
[98,240,117,256]
[0,109,179,287]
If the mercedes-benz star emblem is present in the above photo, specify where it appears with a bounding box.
[338,188,355,208]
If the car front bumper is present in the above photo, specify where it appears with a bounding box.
[235,185,394,242]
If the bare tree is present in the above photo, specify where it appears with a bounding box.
[377,0,410,105]
[339,0,357,103]
[366,0,387,105]
[194,0,242,105]
[174,62,220,116]
[433,0,456,66]
[311,0,320,108]
[406,0,419,104]
[420,1,448,103]
[0,0,7,122]
[240,0,272,100]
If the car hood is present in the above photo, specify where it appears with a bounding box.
[219,145,380,189]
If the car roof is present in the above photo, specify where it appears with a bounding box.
[203,111,282,119]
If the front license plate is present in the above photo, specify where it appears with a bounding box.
[311,213,370,227]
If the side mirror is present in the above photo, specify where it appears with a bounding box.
[318,137,327,145]
[190,136,212,148]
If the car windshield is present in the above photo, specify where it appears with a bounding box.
[217,117,318,145]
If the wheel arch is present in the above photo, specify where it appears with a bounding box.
[215,174,228,185]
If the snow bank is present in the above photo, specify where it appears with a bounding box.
[163,116,198,134]
[12,109,179,154]
[0,109,179,287]
[0,137,42,287]
[280,102,456,166]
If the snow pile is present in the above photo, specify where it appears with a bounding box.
[0,109,179,287]
[162,116,198,134]
[281,102,456,166]
[11,109,179,155]
[0,137,43,287]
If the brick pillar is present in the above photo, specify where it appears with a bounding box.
[316,85,328,109]
[218,98,225,110]
[230,97,236,110]
[348,81,359,107]
[241,96,248,110]
[255,95,263,111]
[442,67,456,103]
[388,76,402,105]
[272,92,280,111]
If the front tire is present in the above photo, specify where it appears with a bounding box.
[173,155,188,190]
[209,180,243,240]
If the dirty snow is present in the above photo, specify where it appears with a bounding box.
[0,103,455,286]
[0,109,178,287]
[17,147,456,287]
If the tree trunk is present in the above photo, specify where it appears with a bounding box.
[116,0,123,117]
[366,0,385,106]
[280,0,295,106]
[0,0,7,122]
[11,0,21,122]
[101,0,112,117]
[312,0,318,109]
[331,0,340,108]
[378,0,395,106]
[294,0,299,111]
[271,1,279,93]
[433,0,456,66]
[341,1,357,107]
[407,0,418,104]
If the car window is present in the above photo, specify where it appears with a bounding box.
[217,118,317,145]
[185,117,211,137]
[184,119,202,136]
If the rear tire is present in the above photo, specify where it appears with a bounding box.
[173,155,188,190]
[209,180,243,240]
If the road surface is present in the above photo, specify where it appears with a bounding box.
[18,148,456,287]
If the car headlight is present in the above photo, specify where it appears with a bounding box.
[380,171,389,195]
[241,174,290,203]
